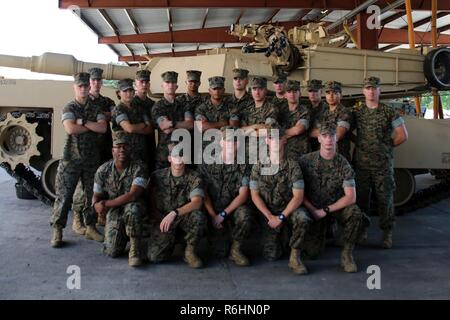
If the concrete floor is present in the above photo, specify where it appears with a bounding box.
[0,171,449,299]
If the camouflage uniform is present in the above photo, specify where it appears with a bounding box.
[94,159,148,256]
[195,97,232,124]
[306,79,326,152]
[250,159,311,260]
[238,99,282,127]
[197,163,254,257]
[51,99,105,228]
[299,151,365,258]
[133,95,156,171]
[282,80,311,160]
[176,93,204,116]
[353,101,404,231]
[151,98,193,169]
[229,91,253,111]
[72,92,115,218]
[147,167,206,262]
[111,101,151,164]
[314,103,353,161]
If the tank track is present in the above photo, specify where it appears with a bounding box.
[0,162,53,206]
[396,170,450,215]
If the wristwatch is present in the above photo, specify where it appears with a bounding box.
[323,206,331,214]
[219,210,228,218]
[278,213,286,221]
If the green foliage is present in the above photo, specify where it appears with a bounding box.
[420,91,450,110]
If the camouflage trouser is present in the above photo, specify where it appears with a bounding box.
[258,208,312,261]
[355,167,396,231]
[103,201,144,257]
[147,210,207,262]
[207,204,254,258]
[72,181,85,216]
[302,204,366,259]
[50,160,97,228]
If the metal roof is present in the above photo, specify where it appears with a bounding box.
[60,2,450,63]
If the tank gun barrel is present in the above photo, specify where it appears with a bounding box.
[0,52,137,80]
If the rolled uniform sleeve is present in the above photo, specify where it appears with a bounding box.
[61,104,76,122]
[337,107,353,130]
[151,101,169,127]
[392,116,405,129]
[289,161,305,190]
[93,167,106,194]
[185,110,193,119]
[341,158,356,189]
[297,119,309,130]
[112,105,129,125]
[132,162,149,189]
[96,112,106,122]
[189,174,205,199]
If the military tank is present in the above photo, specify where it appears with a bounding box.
[0,24,449,208]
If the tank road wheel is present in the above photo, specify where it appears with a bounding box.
[0,113,43,170]
[424,47,450,90]
[394,168,416,207]
[42,159,59,200]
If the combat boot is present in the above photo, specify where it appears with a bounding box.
[229,241,250,266]
[85,225,104,242]
[72,212,86,235]
[382,229,393,249]
[288,248,308,275]
[341,243,357,273]
[184,244,203,268]
[128,237,143,267]
[51,227,63,248]
[96,214,106,227]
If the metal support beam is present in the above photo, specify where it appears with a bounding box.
[124,9,150,55]
[265,9,280,23]
[356,12,378,50]
[98,9,135,56]
[59,0,450,10]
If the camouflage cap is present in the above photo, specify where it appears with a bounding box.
[161,71,178,83]
[208,76,225,89]
[364,76,381,88]
[285,80,300,91]
[250,77,267,88]
[324,80,342,93]
[186,70,202,81]
[112,132,129,146]
[118,78,134,91]
[307,79,323,91]
[232,68,249,79]
[74,72,90,86]
[319,122,337,135]
[88,68,103,80]
[273,74,287,84]
[136,69,150,81]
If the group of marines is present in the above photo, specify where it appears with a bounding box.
[49,65,408,275]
